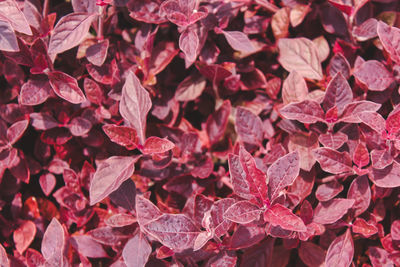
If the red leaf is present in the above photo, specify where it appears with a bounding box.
[267,151,300,201]
[313,198,355,224]
[353,60,394,91]
[353,142,369,168]
[368,246,394,267]
[235,107,263,146]
[103,124,138,150]
[299,242,326,267]
[325,229,353,267]
[48,12,96,58]
[230,225,265,249]
[83,78,104,105]
[322,72,352,114]
[142,136,175,154]
[41,218,65,265]
[278,37,323,80]
[264,203,307,232]
[89,156,139,205]
[386,107,400,135]
[119,71,152,144]
[13,220,36,254]
[369,161,400,188]
[142,214,200,251]
[377,21,400,64]
[70,235,108,258]
[222,30,256,53]
[280,100,325,124]
[352,218,378,238]
[48,71,86,104]
[312,147,353,174]
[223,200,262,224]
[347,175,371,217]
[0,20,19,52]
[123,232,152,267]
[179,29,199,63]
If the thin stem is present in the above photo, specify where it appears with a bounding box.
[43,0,49,18]
[98,6,105,40]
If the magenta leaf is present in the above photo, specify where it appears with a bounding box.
[142,213,200,251]
[264,203,307,232]
[353,60,394,91]
[48,12,96,58]
[369,161,400,188]
[322,72,352,114]
[280,100,325,124]
[86,39,109,67]
[119,71,152,144]
[142,136,175,154]
[70,235,108,258]
[89,156,139,205]
[206,99,231,145]
[278,37,323,80]
[123,232,152,267]
[223,200,262,224]
[299,242,326,267]
[0,0,32,35]
[41,218,65,266]
[235,107,263,146]
[267,151,300,201]
[103,124,138,150]
[377,21,400,64]
[179,29,199,63]
[282,70,308,104]
[48,71,86,104]
[313,198,355,224]
[312,147,353,174]
[222,30,256,53]
[325,229,353,267]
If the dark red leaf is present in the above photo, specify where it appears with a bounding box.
[299,242,326,267]
[86,39,109,67]
[103,124,138,150]
[316,180,344,202]
[206,99,231,145]
[322,72,352,114]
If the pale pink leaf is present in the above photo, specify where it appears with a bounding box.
[264,203,307,232]
[70,235,108,258]
[318,132,348,150]
[386,107,400,134]
[210,198,235,238]
[19,79,52,106]
[322,72,352,114]
[0,243,9,267]
[0,0,32,35]
[175,75,207,102]
[90,156,138,205]
[29,113,58,131]
[325,229,353,267]
[119,71,152,144]
[179,29,199,63]
[222,30,256,53]
[123,232,151,267]
[13,220,36,254]
[377,21,400,64]
[313,198,355,224]
[0,20,19,52]
[48,13,96,57]
[135,195,163,226]
[7,119,29,145]
[48,71,86,104]
[86,39,109,67]
[369,161,400,188]
[68,117,92,136]
[282,70,308,105]
[39,173,56,196]
[312,147,353,174]
[41,218,65,265]
[267,151,300,201]
[353,60,394,91]
[371,149,393,169]
[358,111,386,134]
[280,100,325,124]
[278,37,323,80]
[223,200,261,224]
[142,214,200,251]
[105,214,136,227]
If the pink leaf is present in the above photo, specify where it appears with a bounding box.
[175,75,207,102]
[278,37,323,80]
[230,225,265,249]
[7,119,29,145]
[0,243,9,267]
[222,30,256,53]
[223,200,262,224]
[316,180,344,202]
[339,101,381,123]
[371,149,393,169]
[48,71,86,104]
[312,147,353,174]
[210,198,235,238]
[142,136,175,154]
[68,117,92,136]
[313,198,355,224]
[41,218,65,265]
[86,39,109,67]
[353,60,394,91]
[30,113,58,131]
[135,195,163,226]
[83,78,104,105]
[119,71,152,144]
[377,21,400,64]
[0,20,19,52]
[235,107,263,146]
[368,246,394,267]
[325,229,353,267]
[386,107,400,135]
[179,29,199,63]
[322,72,352,114]
[264,203,307,232]
[13,220,36,254]
[122,232,152,267]
[39,173,56,196]
[299,242,326,267]
[369,161,400,188]
[267,151,300,201]
[280,100,325,124]
[352,218,378,238]
[353,142,369,168]
[206,99,231,145]
[391,220,400,240]
[19,79,52,106]
[318,131,348,150]
[358,111,386,134]
[105,214,136,227]
[89,156,139,205]
[288,132,318,172]
[206,251,237,267]
[0,0,32,35]
[103,124,138,150]
[282,70,308,105]
[48,12,96,58]
[142,214,200,251]
[70,235,108,258]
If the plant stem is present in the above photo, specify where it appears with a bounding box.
[43,0,49,18]
[98,6,104,40]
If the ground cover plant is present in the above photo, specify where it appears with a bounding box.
[1,0,400,266]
